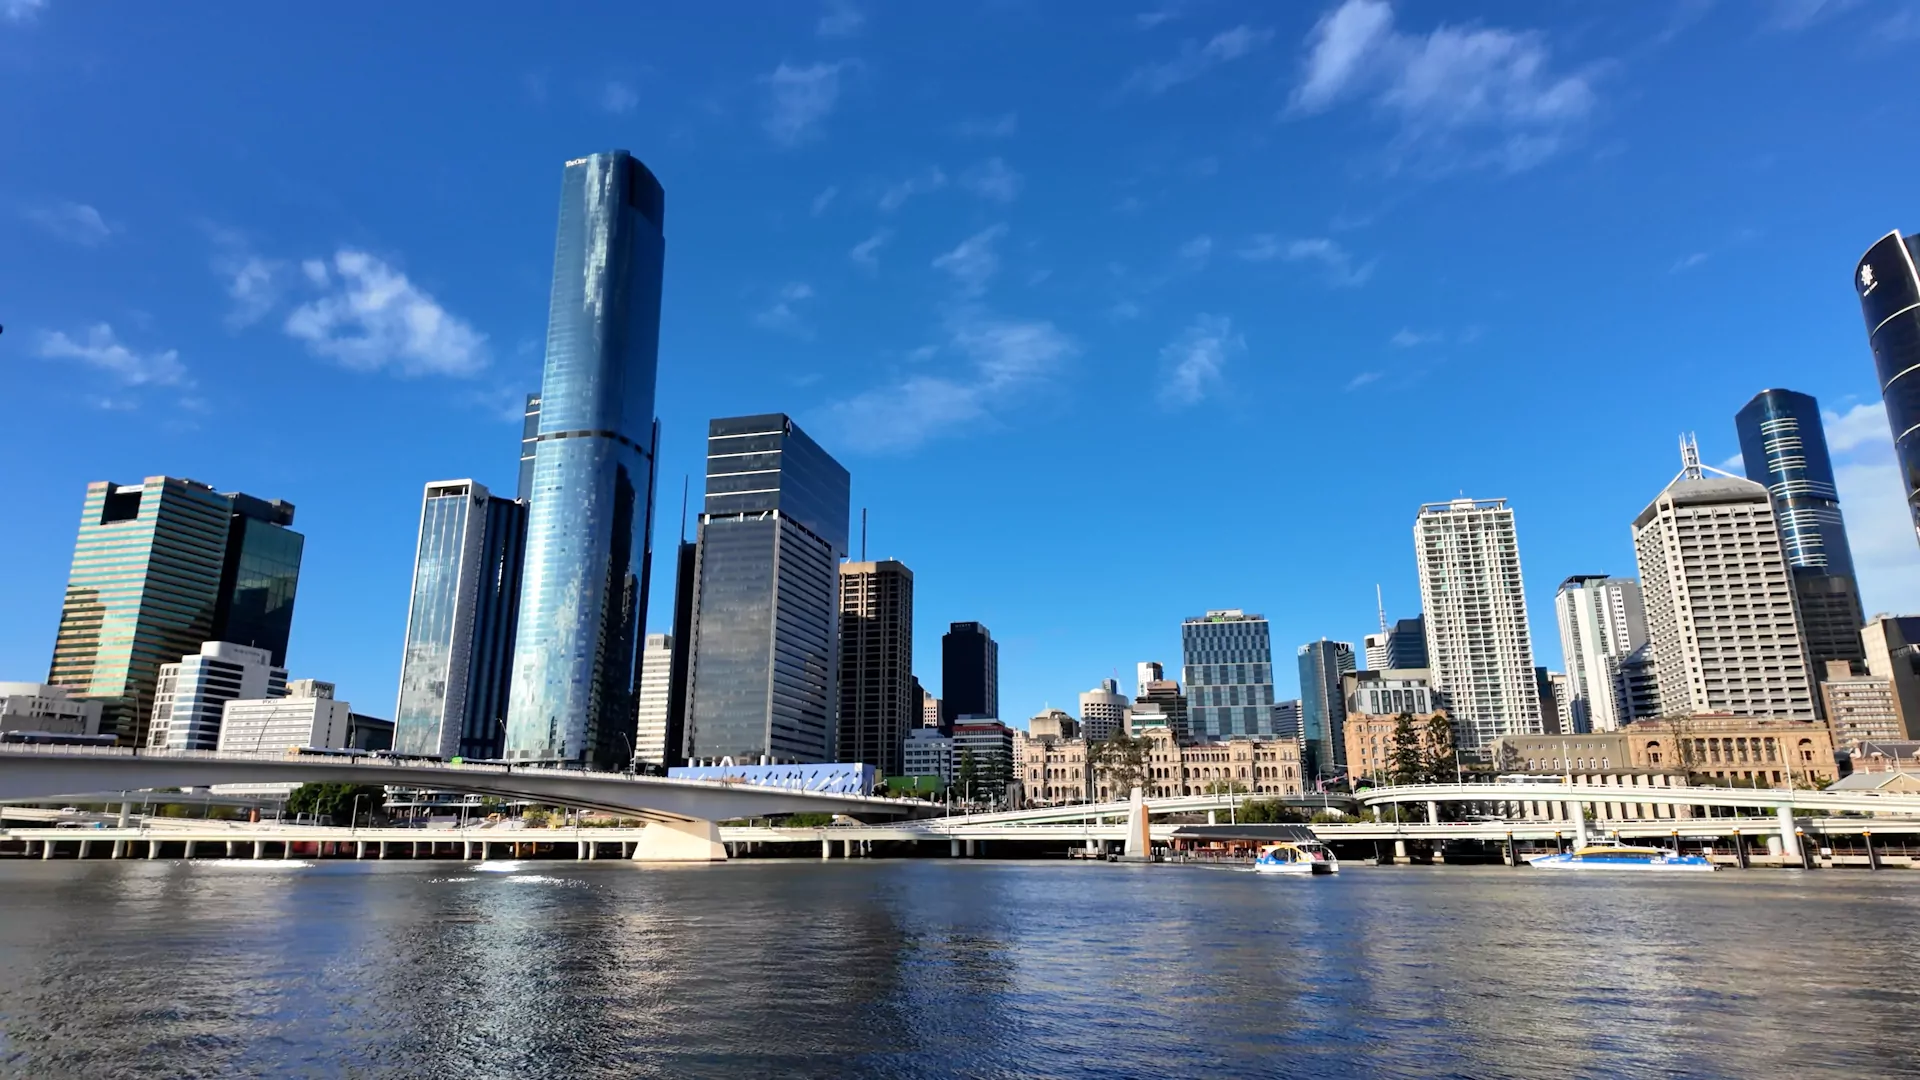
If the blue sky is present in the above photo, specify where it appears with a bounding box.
[5,0,1920,726]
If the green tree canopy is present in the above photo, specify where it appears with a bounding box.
[286,783,386,824]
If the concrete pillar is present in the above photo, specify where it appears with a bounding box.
[111,839,125,859]
[1776,806,1800,866]
[1393,839,1408,860]
[1865,831,1881,871]
[964,838,977,858]
[183,840,196,860]
[147,840,160,860]
[117,801,132,828]
[462,840,473,860]
[225,841,235,857]
[479,841,490,861]
[1207,809,1217,825]
[822,837,832,860]
[1765,834,1782,856]
[1572,803,1589,850]
[253,840,264,860]
[77,840,91,859]
[41,839,54,860]
[356,841,367,860]
[951,838,962,858]
[1427,800,1440,824]
[842,839,853,859]
[623,842,634,859]
[412,841,420,858]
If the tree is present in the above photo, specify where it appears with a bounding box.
[956,749,978,803]
[1090,730,1151,798]
[286,783,385,824]
[1421,713,1457,784]
[1238,799,1306,824]
[1203,779,1249,796]
[1388,713,1424,785]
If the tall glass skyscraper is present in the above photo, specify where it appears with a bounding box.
[505,151,665,769]
[1857,230,1920,547]
[1736,389,1866,683]
[393,480,527,760]
[1297,639,1355,778]
[211,493,303,666]
[1181,610,1276,740]
[684,415,850,764]
[940,622,998,728]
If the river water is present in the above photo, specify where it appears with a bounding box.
[0,858,1916,1079]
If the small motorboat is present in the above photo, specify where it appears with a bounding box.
[1253,840,1339,875]
[1526,842,1716,872]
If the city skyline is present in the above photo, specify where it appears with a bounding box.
[8,3,1920,730]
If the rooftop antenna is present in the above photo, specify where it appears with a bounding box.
[1375,584,1387,635]
[1672,432,1740,485]
[860,507,868,561]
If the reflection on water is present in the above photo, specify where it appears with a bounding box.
[0,860,1917,1078]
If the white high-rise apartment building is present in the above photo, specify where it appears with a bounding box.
[1363,633,1390,671]
[1079,679,1130,742]
[634,633,673,767]
[1414,498,1543,752]
[149,642,287,750]
[1632,441,1816,720]
[1136,661,1163,697]
[214,679,353,797]
[1553,575,1650,733]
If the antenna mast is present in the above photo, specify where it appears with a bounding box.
[860,507,868,561]
[1375,584,1387,634]
[1679,433,1703,480]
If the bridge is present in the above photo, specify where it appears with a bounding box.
[0,745,923,861]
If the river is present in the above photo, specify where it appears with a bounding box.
[0,859,1915,1078]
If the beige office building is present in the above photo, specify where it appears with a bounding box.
[1818,660,1903,747]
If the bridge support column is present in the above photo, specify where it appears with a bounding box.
[1427,800,1440,824]
[1732,830,1750,869]
[1866,831,1881,871]
[146,840,160,860]
[225,841,235,858]
[1776,806,1800,866]
[1122,786,1150,860]
[111,840,125,859]
[1393,839,1407,861]
[355,841,366,860]
[252,840,264,860]
[632,819,725,862]
[822,836,832,859]
[41,838,54,860]
[964,838,976,858]
[76,840,90,859]
[842,839,854,859]
[1507,832,1520,868]
[951,838,961,858]
[1571,803,1588,850]
[462,840,473,860]
[118,801,131,828]
[183,840,196,860]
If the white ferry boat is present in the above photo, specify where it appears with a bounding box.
[1253,841,1340,875]
[1526,842,1715,872]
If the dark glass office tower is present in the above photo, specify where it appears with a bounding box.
[505,151,665,769]
[663,539,696,769]
[393,480,527,760]
[940,622,998,729]
[684,415,850,764]
[211,493,304,666]
[1857,230,1920,547]
[1297,639,1355,778]
[1181,610,1276,740]
[838,560,914,776]
[1736,389,1867,684]
[1386,616,1427,670]
[517,393,541,502]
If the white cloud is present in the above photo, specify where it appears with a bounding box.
[1670,251,1709,273]
[1135,5,1182,29]
[879,167,947,212]
[1283,237,1375,286]
[823,307,1075,453]
[1109,300,1144,321]
[811,186,839,217]
[753,281,816,337]
[1160,314,1242,407]
[2,0,46,22]
[1236,233,1283,261]
[1825,401,1920,615]
[284,250,488,376]
[601,80,638,114]
[1390,327,1438,347]
[849,230,892,270]
[1716,454,1745,476]
[1345,371,1383,390]
[931,224,1007,297]
[1126,24,1273,94]
[1769,0,1861,30]
[818,0,863,37]
[1178,234,1213,266]
[39,324,186,386]
[762,61,849,146]
[1826,401,1889,455]
[208,229,284,329]
[28,202,112,246]
[959,158,1023,203]
[1289,0,1597,172]
[956,112,1018,139]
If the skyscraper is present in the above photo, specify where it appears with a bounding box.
[517,393,541,502]
[1136,660,1164,696]
[149,641,286,750]
[633,633,673,767]
[1862,615,1920,739]
[506,150,665,769]
[1386,616,1428,670]
[684,414,850,764]
[837,560,914,775]
[48,476,301,746]
[1736,389,1867,690]
[1414,498,1543,753]
[1854,230,1920,547]
[1363,633,1390,671]
[1552,575,1648,734]
[1181,610,1276,740]
[1297,639,1356,777]
[1136,678,1189,740]
[663,539,696,767]
[392,480,527,760]
[1080,678,1130,742]
[1632,440,1816,721]
[940,622,998,727]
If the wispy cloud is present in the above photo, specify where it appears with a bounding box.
[1670,251,1709,273]
[753,282,816,337]
[1768,0,1861,31]
[1159,314,1242,407]
[849,229,892,270]
[762,61,851,146]
[1236,234,1283,261]
[956,112,1019,139]
[817,0,863,37]
[1825,400,1920,614]
[879,167,947,212]
[1390,327,1438,347]
[1345,370,1383,390]
[959,158,1023,203]
[1289,0,1598,172]
[931,224,1008,297]
[208,228,284,330]
[1178,234,1214,267]
[2,0,46,23]
[1826,401,1889,455]
[1281,237,1375,286]
[1135,4,1183,29]
[600,80,639,114]
[39,324,186,386]
[284,250,488,376]
[1126,25,1274,94]
[28,201,113,246]
[811,186,839,217]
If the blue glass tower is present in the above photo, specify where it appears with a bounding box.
[505,151,664,768]
[1297,639,1355,779]
[1735,389,1866,682]
[1857,231,1920,549]
[1180,610,1276,741]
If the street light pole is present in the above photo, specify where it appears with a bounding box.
[352,793,366,833]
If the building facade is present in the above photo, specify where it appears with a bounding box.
[216,679,352,755]
[684,414,850,764]
[1015,727,1303,805]
[1386,616,1428,670]
[0,683,103,737]
[1819,660,1903,747]
[1343,708,1448,784]
[1363,633,1390,671]
[507,150,666,769]
[1553,575,1649,734]
[633,633,674,767]
[1136,679,1189,740]
[1862,615,1920,740]
[940,622,998,729]
[1854,230,1920,548]
[950,721,1015,802]
[517,393,541,502]
[149,641,287,750]
[392,480,526,761]
[837,560,915,776]
[1079,679,1129,742]
[1182,610,1276,740]
[1297,639,1355,778]
[903,727,953,781]
[48,476,301,747]
[1632,446,1817,721]
[1414,498,1543,752]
